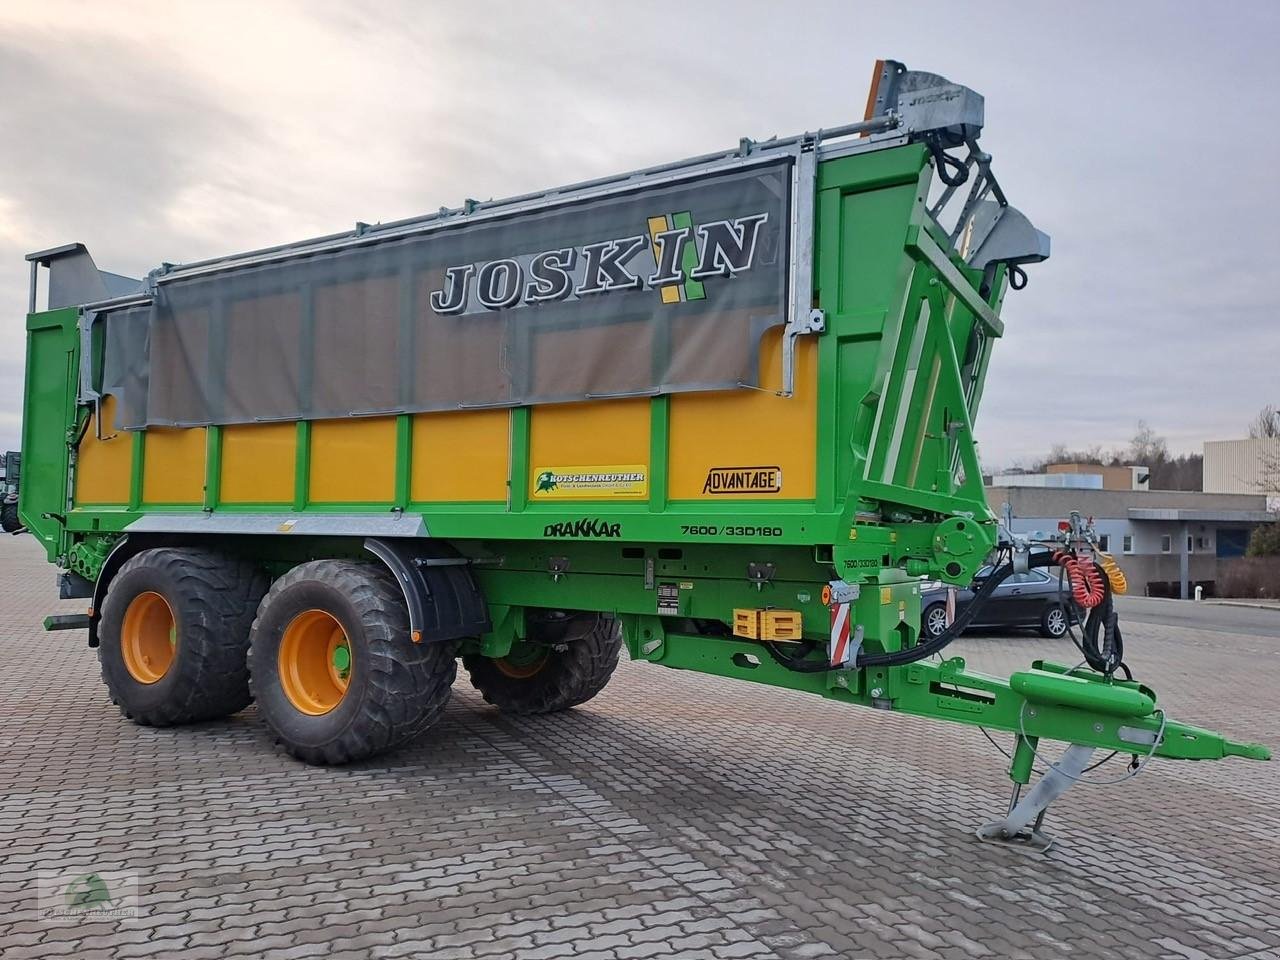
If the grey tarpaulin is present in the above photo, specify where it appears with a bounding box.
[103,158,794,429]
[100,307,150,418]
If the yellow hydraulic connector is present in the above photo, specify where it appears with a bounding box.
[733,608,803,642]
[1097,552,1128,595]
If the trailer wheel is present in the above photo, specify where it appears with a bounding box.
[248,560,457,765]
[463,614,622,715]
[0,501,19,533]
[97,548,267,726]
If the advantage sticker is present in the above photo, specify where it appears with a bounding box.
[533,465,648,499]
[702,466,782,495]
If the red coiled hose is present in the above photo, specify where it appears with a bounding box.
[1053,550,1106,608]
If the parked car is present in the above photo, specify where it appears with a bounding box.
[920,564,1074,639]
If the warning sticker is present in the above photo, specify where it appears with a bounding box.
[533,465,648,499]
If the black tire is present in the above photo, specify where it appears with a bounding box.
[248,560,457,765]
[1040,603,1069,639]
[98,547,267,727]
[0,500,19,533]
[922,602,950,640]
[463,614,622,715]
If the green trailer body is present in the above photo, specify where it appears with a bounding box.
[17,59,1267,842]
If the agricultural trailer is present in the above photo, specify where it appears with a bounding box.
[19,59,1267,847]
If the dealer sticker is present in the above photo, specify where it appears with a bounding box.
[533,465,648,499]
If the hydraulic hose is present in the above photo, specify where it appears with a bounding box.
[852,551,1059,668]
[766,549,1129,676]
[928,140,969,187]
[1079,575,1126,676]
[761,637,830,673]
[765,551,1060,673]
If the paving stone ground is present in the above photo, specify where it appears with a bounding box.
[1,533,1277,960]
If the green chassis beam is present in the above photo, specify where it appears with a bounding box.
[632,629,1270,763]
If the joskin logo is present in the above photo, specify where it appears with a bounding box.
[544,518,622,539]
[533,465,647,499]
[427,212,768,315]
[703,466,783,495]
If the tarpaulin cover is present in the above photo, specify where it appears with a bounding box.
[101,158,793,429]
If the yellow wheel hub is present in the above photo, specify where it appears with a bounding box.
[121,591,177,684]
[278,609,352,715]
[494,646,549,679]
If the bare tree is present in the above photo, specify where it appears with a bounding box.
[1014,421,1201,490]
[1127,420,1169,467]
[1248,404,1280,439]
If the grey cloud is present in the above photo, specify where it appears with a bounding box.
[0,27,268,449]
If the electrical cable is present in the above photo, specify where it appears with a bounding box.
[976,723,1120,776]
[1015,701,1167,786]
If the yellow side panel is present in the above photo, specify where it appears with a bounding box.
[310,417,397,503]
[143,428,206,504]
[529,398,650,500]
[669,329,818,500]
[411,410,508,503]
[75,395,132,505]
[221,423,296,503]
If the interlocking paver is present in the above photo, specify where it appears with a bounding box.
[1,533,1278,960]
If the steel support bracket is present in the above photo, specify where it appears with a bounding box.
[976,743,1094,852]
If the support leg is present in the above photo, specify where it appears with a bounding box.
[977,743,1094,852]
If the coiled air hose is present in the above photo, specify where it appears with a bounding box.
[1097,552,1128,594]
[1053,550,1105,608]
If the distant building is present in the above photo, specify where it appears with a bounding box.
[1203,438,1280,508]
[989,471,1101,489]
[985,485,1278,598]
[989,462,1149,492]
[1046,462,1150,491]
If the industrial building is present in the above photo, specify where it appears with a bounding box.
[1203,437,1280,503]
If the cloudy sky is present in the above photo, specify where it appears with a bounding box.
[1,0,1276,468]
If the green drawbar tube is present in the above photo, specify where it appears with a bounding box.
[1009,670,1156,718]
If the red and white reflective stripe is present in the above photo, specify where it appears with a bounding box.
[945,586,956,627]
[829,601,852,666]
